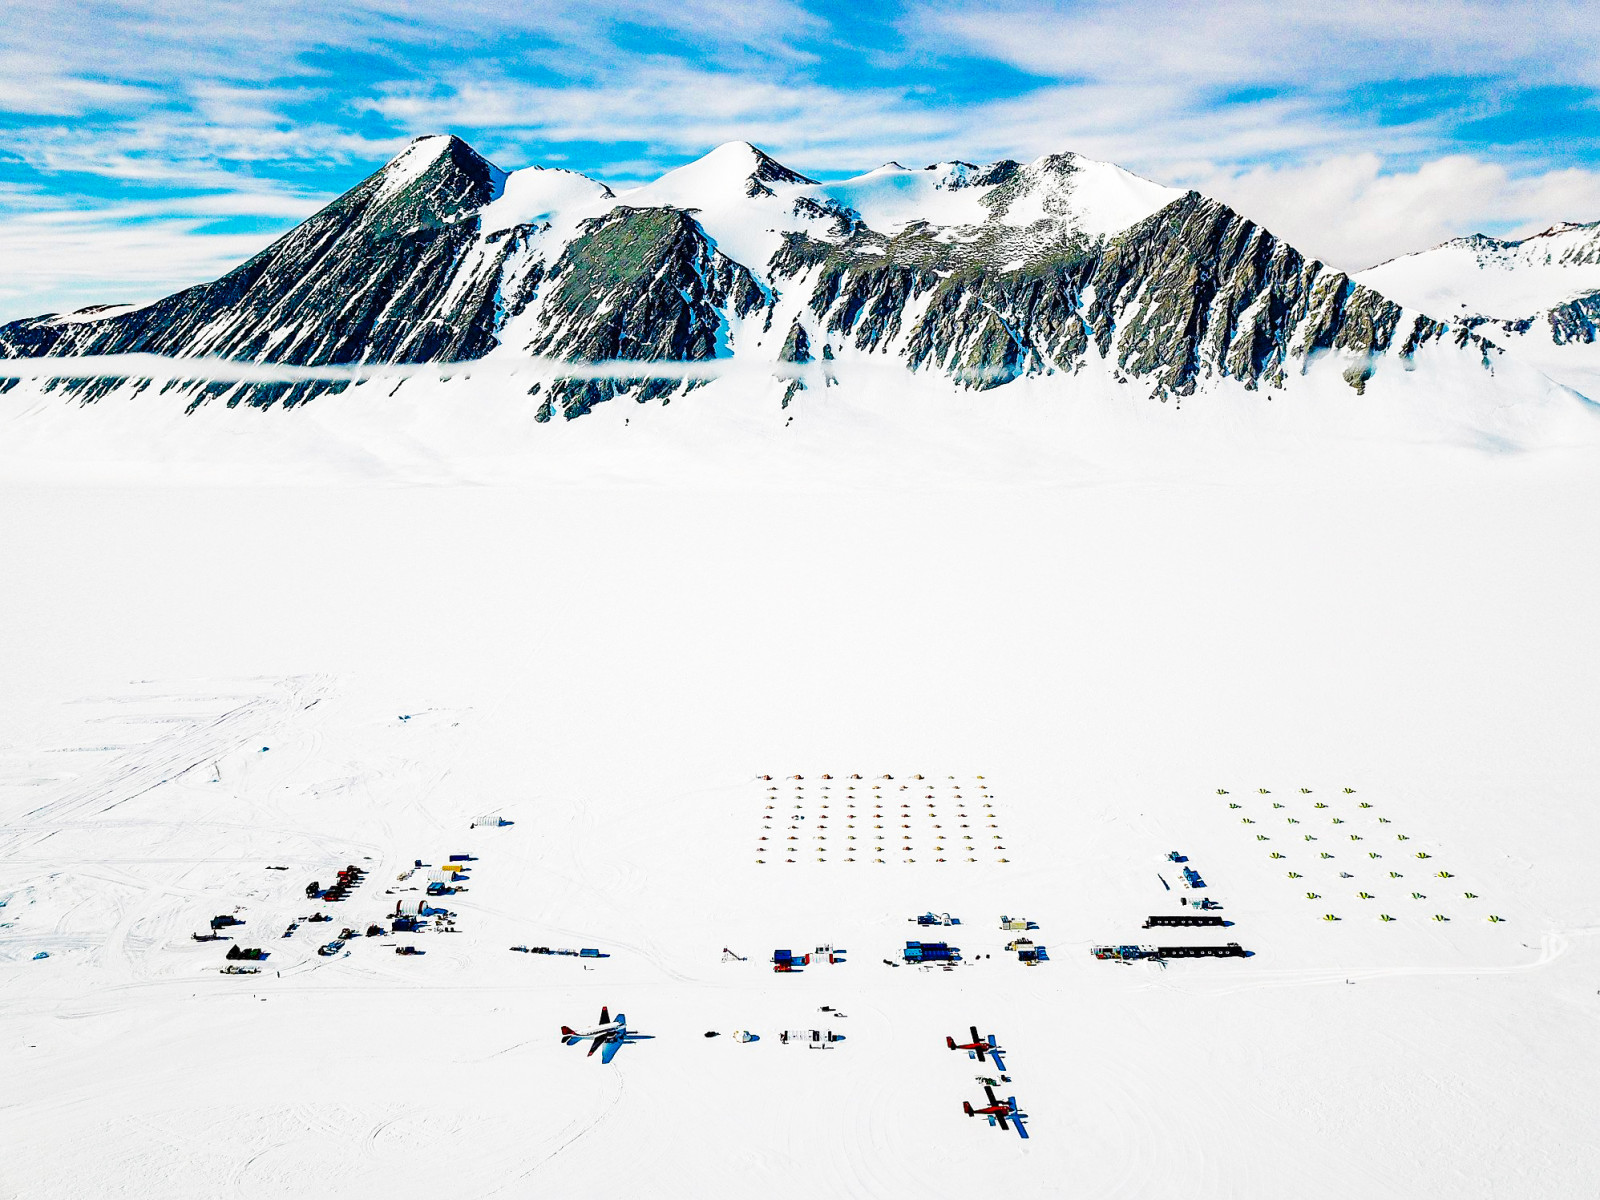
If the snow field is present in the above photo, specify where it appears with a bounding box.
[1358,225,1600,320]
[3,444,1600,1197]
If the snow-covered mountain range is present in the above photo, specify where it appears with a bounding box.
[1357,222,1600,397]
[0,134,1593,422]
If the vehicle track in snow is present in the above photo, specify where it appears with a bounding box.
[1,676,332,860]
[487,1064,627,1195]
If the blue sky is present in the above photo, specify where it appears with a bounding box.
[2,0,1598,320]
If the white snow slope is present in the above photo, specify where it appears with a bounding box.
[1358,222,1600,398]
[3,391,1600,1199]
[1359,223,1600,318]
[479,141,1183,357]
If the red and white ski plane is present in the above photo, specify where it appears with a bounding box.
[964,1085,1029,1138]
[946,1026,1006,1071]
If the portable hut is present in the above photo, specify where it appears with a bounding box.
[903,940,961,963]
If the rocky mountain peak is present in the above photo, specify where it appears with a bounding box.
[345,134,506,237]
[0,132,1552,418]
[653,141,818,200]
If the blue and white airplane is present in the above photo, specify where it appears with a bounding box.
[560,1006,653,1064]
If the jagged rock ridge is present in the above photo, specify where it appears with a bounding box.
[0,135,1512,416]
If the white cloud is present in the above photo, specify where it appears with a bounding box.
[0,0,1596,322]
[0,57,158,117]
[359,66,952,172]
[917,0,1600,91]
[0,189,326,322]
[1182,155,1600,273]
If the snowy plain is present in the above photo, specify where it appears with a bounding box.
[3,368,1600,1199]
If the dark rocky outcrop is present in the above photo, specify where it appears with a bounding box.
[1463,290,1600,349]
[769,191,1477,399]
[0,135,1500,418]
[517,206,765,419]
[0,135,510,408]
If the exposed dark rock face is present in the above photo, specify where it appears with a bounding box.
[768,192,1476,399]
[740,144,820,195]
[778,321,812,364]
[0,135,1501,418]
[0,135,510,408]
[1463,290,1600,349]
[1549,292,1600,345]
[516,206,765,419]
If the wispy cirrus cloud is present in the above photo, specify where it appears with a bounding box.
[0,185,328,317]
[913,0,1600,92]
[0,1,1597,318]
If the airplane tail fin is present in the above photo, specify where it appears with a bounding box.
[962,1101,974,1116]
[945,1036,956,1050]
[560,1026,577,1037]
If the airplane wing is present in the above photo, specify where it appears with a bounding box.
[600,1036,623,1064]
[587,1035,607,1057]
[599,1006,610,1025]
[984,1085,1000,1106]
[970,1026,981,1045]
[995,1112,1010,1132]
[1006,1096,1029,1139]
[988,1049,1007,1073]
